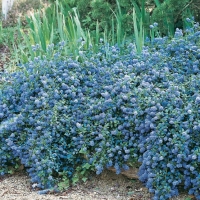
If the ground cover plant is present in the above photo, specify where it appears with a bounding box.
[0,14,200,200]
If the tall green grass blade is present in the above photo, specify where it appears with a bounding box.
[0,21,2,35]
[59,0,72,18]
[103,26,109,58]
[116,0,123,47]
[0,21,3,45]
[110,0,124,47]
[95,20,99,47]
[56,0,64,41]
[86,29,92,50]
[73,8,86,41]
[133,8,139,47]
[18,29,34,61]
[141,0,145,23]
[116,0,122,18]
[45,4,56,28]
[154,0,161,7]
[50,23,54,45]
[30,13,45,50]
[42,11,50,46]
[130,0,149,38]
[66,14,76,43]
[116,20,121,47]
[25,15,35,31]
[130,0,142,21]
[62,12,80,57]
[133,8,144,54]
[57,13,64,41]
[111,17,115,45]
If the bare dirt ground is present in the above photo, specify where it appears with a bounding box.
[0,44,10,71]
[0,169,195,200]
[0,169,152,200]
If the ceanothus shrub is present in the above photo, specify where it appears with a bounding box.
[0,20,200,199]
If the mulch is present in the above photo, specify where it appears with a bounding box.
[0,44,10,71]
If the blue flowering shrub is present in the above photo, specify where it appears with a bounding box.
[0,21,200,199]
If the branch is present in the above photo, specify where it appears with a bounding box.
[174,0,194,23]
[193,5,200,10]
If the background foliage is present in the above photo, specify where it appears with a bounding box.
[46,0,199,37]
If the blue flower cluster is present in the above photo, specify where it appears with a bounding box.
[0,22,200,199]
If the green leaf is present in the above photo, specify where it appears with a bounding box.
[83,163,91,170]
[72,176,79,185]
[82,177,88,182]
[8,170,13,174]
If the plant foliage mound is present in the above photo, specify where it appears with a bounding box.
[1,21,200,199]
